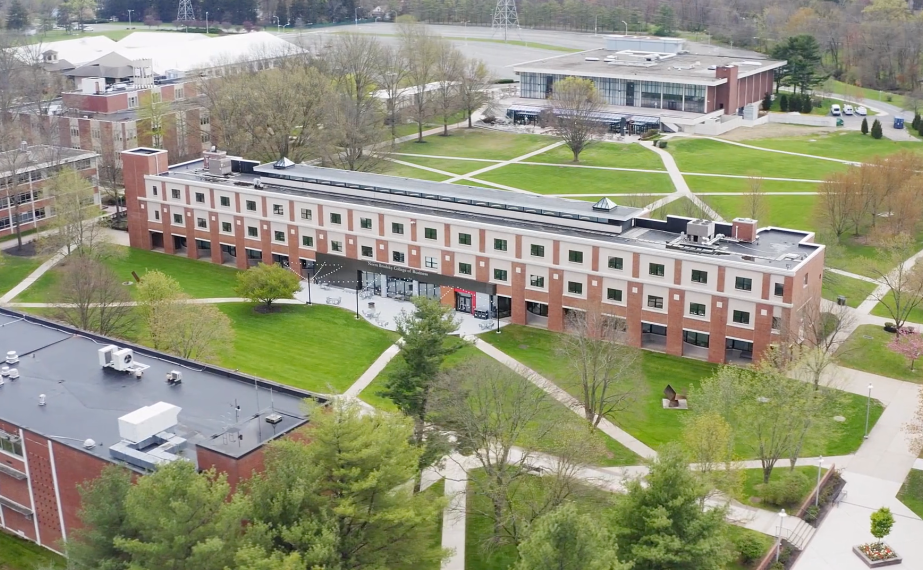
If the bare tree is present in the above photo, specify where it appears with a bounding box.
[458,58,493,128]
[433,42,463,136]
[548,77,605,162]
[0,131,50,250]
[399,21,441,142]
[39,166,103,255]
[743,175,769,222]
[53,255,135,337]
[376,44,409,138]
[152,302,234,362]
[869,233,923,329]
[558,306,641,430]
[817,172,857,239]
[136,90,171,149]
[98,153,123,218]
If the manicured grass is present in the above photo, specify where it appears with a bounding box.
[0,254,44,296]
[0,228,38,243]
[820,235,899,279]
[395,129,556,160]
[650,196,706,220]
[380,161,452,182]
[477,164,675,194]
[768,96,836,116]
[897,469,923,519]
[822,273,877,308]
[699,195,819,232]
[0,528,65,569]
[830,80,908,110]
[737,466,827,512]
[687,176,821,193]
[870,292,923,326]
[668,138,848,180]
[391,155,494,176]
[480,325,882,457]
[15,247,242,302]
[726,525,775,570]
[525,142,666,170]
[747,132,918,163]
[838,324,923,382]
[216,303,398,394]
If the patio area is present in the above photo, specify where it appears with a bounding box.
[292,281,510,336]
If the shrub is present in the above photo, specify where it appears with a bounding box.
[861,117,869,135]
[762,92,772,111]
[779,94,789,112]
[871,119,883,139]
[768,563,784,570]
[734,533,767,563]
[758,470,809,507]
[803,504,820,524]
[913,113,920,131]
[494,78,514,84]
[778,545,793,565]
[658,140,668,149]
[801,96,813,114]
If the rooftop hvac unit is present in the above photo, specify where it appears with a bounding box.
[166,370,183,385]
[98,345,151,375]
[265,413,283,425]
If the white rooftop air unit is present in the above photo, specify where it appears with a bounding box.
[98,345,151,375]
[6,351,18,364]
[118,402,182,444]
[166,370,183,385]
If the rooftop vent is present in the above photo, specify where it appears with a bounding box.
[685,219,715,243]
[5,351,17,364]
[592,197,617,211]
[266,413,283,425]
[83,438,96,450]
[166,370,183,385]
[585,57,600,61]
[8,369,18,380]
[98,345,150,375]
[19,141,27,153]
[273,157,295,169]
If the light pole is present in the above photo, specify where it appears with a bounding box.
[622,20,628,36]
[776,509,787,562]
[594,15,598,36]
[865,383,873,438]
[127,9,133,29]
[815,456,823,507]
[273,16,280,33]
[355,7,359,27]
[355,282,360,320]
[495,298,501,334]
[205,11,209,34]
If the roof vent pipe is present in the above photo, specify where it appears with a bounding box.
[8,369,18,380]
[1,366,8,376]
[6,351,18,364]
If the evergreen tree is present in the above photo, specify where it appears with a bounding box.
[515,504,630,570]
[802,96,813,114]
[611,444,734,570]
[275,0,289,25]
[861,117,869,135]
[6,0,29,30]
[871,119,883,139]
[761,92,772,112]
[779,94,789,112]
[68,465,135,570]
[912,113,920,131]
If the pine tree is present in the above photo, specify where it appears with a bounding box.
[871,119,883,139]
[761,92,772,111]
[515,504,630,570]
[861,117,869,135]
[912,113,920,131]
[5,0,29,30]
[779,94,789,112]
[802,96,813,114]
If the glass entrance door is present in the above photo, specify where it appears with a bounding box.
[455,292,472,313]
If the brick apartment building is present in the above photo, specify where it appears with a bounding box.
[0,145,99,239]
[0,309,322,554]
[122,146,825,365]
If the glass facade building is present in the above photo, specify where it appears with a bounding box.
[520,72,707,114]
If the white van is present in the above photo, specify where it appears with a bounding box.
[831,104,841,116]
[844,105,854,116]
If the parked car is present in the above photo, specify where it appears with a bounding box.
[52,25,64,30]
[81,26,94,31]
[844,105,854,115]
[831,104,841,116]
[856,106,868,116]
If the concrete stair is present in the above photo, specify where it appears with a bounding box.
[786,518,817,551]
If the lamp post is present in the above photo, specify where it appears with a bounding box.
[594,15,598,36]
[306,272,312,305]
[776,509,787,562]
[355,283,360,320]
[273,16,280,33]
[127,9,133,29]
[205,12,209,34]
[815,456,823,507]
[865,383,873,438]
[355,7,359,27]
[495,298,501,334]
[622,20,628,36]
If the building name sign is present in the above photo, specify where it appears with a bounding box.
[314,253,496,295]
[365,260,431,279]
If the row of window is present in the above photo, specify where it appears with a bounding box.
[647,263,784,296]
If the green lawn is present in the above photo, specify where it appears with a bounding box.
[0,529,65,569]
[829,80,908,110]
[822,273,877,308]
[650,197,706,220]
[395,129,555,160]
[726,525,775,570]
[0,254,44,296]
[380,160,452,182]
[897,469,923,519]
[391,155,494,176]
[15,247,241,302]
[477,164,675,194]
[216,304,398,394]
[686,177,821,193]
[737,466,827,512]
[870,293,923,326]
[480,325,882,457]
[699,195,819,232]
[768,96,836,116]
[838,324,923,382]
[820,235,900,279]
[747,132,919,163]
[525,142,666,170]
[668,138,848,179]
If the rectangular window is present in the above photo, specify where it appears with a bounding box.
[689,302,706,316]
[608,256,623,270]
[0,431,23,457]
[732,310,750,325]
[772,316,782,330]
[245,199,256,211]
[691,269,708,284]
[360,217,372,229]
[221,222,232,233]
[300,208,312,220]
[494,238,508,251]
[302,236,314,247]
[649,263,665,277]
[425,256,437,268]
[361,245,373,257]
[530,275,545,288]
[330,213,342,225]
[219,196,231,207]
[274,230,285,242]
[392,222,404,235]
[494,269,508,281]
[568,250,583,264]
[567,281,583,295]
[173,213,183,224]
[247,226,258,238]
[458,232,471,245]
[424,228,437,240]
[196,217,206,229]
[607,288,622,302]
[154,210,160,221]
[332,241,343,252]
[152,186,158,196]
[458,262,472,275]
[683,330,709,348]
[195,192,205,203]
[774,283,784,297]
[531,244,545,257]
[647,295,664,309]
[273,204,284,215]
[392,251,405,263]
[171,188,181,199]
[735,277,753,291]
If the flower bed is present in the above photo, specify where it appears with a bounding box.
[853,543,902,567]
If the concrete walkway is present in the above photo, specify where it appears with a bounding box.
[707,137,859,165]
[826,267,878,284]
[443,141,568,184]
[0,246,68,304]
[642,142,725,221]
[343,343,402,399]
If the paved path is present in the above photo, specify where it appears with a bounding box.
[855,247,923,315]
[643,143,726,221]
[826,267,878,284]
[0,246,68,304]
[707,137,859,165]
[443,141,568,184]
[342,343,402,399]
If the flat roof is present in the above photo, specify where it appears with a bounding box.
[0,311,323,466]
[0,145,96,177]
[158,158,821,270]
[514,48,785,85]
